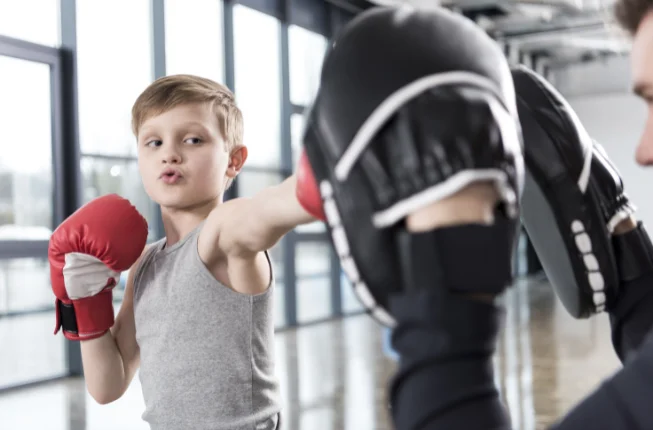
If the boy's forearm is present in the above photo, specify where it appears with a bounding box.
[265,174,315,226]
[80,332,128,404]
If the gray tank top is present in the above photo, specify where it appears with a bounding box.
[132,223,281,430]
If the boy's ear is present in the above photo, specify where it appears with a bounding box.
[226,146,248,178]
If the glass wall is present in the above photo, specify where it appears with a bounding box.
[0,0,60,46]
[75,0,157,241]
[0,57,54,234]
[0,0,362,391]
[0,35,66,389]
[164,0,225,83]
[233,5,283,169]
[289,25,327,237]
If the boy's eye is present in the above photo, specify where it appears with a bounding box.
[185,137,202,145]
[146,140,162,147]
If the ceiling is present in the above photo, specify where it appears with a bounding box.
[326,0,630,68]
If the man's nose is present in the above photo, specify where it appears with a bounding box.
[635,119,653,166]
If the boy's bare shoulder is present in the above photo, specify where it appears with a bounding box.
[201,197,254,249]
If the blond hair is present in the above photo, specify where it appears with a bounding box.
[131,74,243,151]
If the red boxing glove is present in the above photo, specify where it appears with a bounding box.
[296,150,326,221]
[48,194,148,341]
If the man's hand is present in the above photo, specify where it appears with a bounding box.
[405,182,500,232]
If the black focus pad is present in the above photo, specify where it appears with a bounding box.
[513,65,619,318]
[302,6,522,326]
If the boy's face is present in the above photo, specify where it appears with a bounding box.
[632,11,653,165]
[136,102,245,210]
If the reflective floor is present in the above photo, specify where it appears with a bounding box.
[0,276,622,430]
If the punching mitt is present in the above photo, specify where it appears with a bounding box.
[514,65,653,318]
[299,6,523,326]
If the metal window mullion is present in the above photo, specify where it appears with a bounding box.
[279,0,298,326]
[59,0,84,377]
[150,0,166,239]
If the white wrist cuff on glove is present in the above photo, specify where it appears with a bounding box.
[62,253,119,299]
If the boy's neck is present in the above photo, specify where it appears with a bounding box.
[160,197,221,247]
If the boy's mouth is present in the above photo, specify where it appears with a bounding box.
[160,168,183,184]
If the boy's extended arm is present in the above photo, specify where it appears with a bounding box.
[205,174,316,257]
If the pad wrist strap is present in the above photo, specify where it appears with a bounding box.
[397,217,517,296]
[612,222,653,283]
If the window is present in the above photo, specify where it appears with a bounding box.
[0,258,51,314]
[0,311,66,389]
[341,271,363,313]
[288,27,328,234]
[290,111,306,167]
[75,1,155,240]
[0,0,60,46]
[164,0,225,84]
[296,242,332,323]
[236,170,284,198]
[76,0,153,156]
[80,157,159,242]
[233,6,282,169]
[288,25,328,107]
[0,56,53,234]
[0,259,65,389]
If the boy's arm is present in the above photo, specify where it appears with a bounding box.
[80,246,146,404]
[204,174,315,258]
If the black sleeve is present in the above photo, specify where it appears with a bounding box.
[609,224,653,361]
[389,290,512,430]
[609,270,653,361]
[388,259,653,430]
[547,266,653,429]
[549,228,653,429]
[550,333,653,430]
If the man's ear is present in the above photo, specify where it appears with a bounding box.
[226,146,248,178]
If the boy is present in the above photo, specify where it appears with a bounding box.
[48,74,317,429]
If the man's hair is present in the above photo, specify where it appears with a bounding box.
[614,0,653,35]
[131,74,243,150]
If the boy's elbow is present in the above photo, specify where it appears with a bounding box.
[242,226,288,254]
[88,385,124,405]
[92,395,115,406]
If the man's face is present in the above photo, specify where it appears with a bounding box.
[136,103,243,210]
[632,11,653,165]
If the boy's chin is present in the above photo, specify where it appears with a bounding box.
[153,193,221,211]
